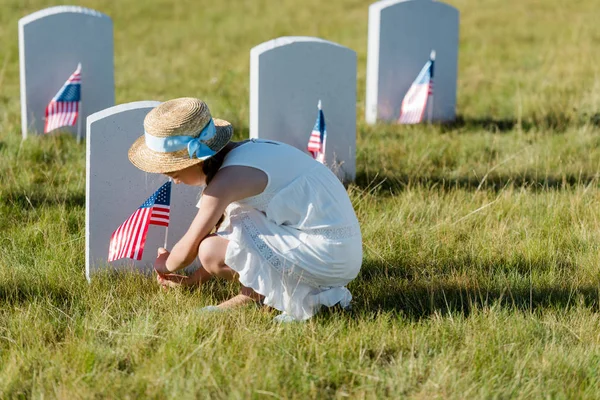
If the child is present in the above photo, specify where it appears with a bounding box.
[128,97,362,321]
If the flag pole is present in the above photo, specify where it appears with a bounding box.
[427,50,436,124]
[163,223,169,249]
[77,99,82,144]
[318,100,326,164]
[76,63,83,144]
[163,178,172,249]
[427,91,434,124]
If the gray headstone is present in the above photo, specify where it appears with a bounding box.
[365,0,459,124]
[250,36,357,182]
[19,6,115,138]
[86,102,201,280]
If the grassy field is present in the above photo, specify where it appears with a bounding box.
[2,0,600,398]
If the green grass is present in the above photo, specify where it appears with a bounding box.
[2,0,600,398]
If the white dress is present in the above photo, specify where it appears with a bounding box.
[200,139,362,320]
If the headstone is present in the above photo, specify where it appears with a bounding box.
[250,36,357,182]
[365,0,459,124]
[86,102,201,280]
[19,6,114,139]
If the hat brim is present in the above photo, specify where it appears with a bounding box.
[128,118,233,174]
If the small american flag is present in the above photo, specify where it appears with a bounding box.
[398,51,435,124]
[307,100,327,164]
[108,181,171,262]
[44,63,82,133]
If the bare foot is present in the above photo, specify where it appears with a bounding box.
[217,294,261,309]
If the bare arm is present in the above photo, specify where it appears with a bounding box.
[160,166,268,273]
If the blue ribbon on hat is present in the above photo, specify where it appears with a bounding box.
[144,119,217,159]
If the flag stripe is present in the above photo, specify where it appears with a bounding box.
[151,213,170,219]
[121,209,143,260]
[109,221,123,260]
[127,209,149,260]
[118,212,137,260]
[132,209,151,260]
[151,221,170,227]
[122,210,142,260]
[121,211,141,259]
[116,213,135,260]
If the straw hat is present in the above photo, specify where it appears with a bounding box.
[128,97,233,174]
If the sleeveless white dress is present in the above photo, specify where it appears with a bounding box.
[200,139,362,320]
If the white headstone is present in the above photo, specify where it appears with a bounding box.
[19,6,114,138]
[250,36,357,181]
[365,0,459,124]
[86,102,201,280]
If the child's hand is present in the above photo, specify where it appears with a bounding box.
[154,247,170,275]
[157,273,191,289]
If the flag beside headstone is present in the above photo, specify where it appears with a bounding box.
[250,36,356,181]
[44,63,82,133]
[307,100,327,164]
[398,51,435,124]
[365,0,458,124]
[108,181,171,262]
[86,102,201,281]
[19,6,114,138]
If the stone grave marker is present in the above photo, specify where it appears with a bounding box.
[86,101,201,280]
[250,36,357,181]
[19,6,114,138]
[365,0,459,124]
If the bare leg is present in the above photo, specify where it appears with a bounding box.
[199,235,264,308]
[216,286,264,309]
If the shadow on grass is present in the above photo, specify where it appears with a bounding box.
[2,258,597,323]
[0,279,73,307]
[0,189,85,208]
[347,260,600,320]
[354,171,600,194]
[440,112,600,133]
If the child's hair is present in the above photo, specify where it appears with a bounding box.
[202,145,232,231]
[201,148,227,185]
